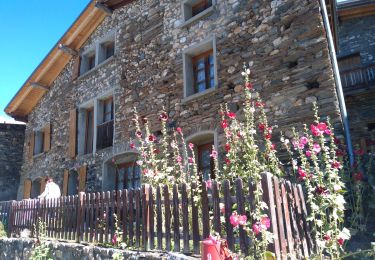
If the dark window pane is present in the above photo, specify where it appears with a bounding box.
[197,59,205,69]
[210,79,215,88]
[197,82,206,92]
[209,55,214,65]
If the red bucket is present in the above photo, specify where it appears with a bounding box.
[201,238,233,260]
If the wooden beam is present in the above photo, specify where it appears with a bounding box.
[95,1,113,15]
[30,82,49,91]
[58,44,78,56]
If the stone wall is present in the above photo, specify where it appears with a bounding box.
[18,0,342,198]
[0,238,197,260]
[0,123,25,201]
[337,14,375,64]
[337,14,375,145]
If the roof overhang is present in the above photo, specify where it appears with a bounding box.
[5,1,108,120]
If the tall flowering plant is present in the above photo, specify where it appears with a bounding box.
[213,66,281,259]
[283,103,350,259]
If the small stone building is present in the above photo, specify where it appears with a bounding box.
[0,123,25,201]
[333,0,375,149]
[5,0,344,200]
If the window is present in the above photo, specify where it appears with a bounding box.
[34,131,44,155]
[99,41,115,63]
[97,97,114,150]
[67,171,79,196]
[186,131,216,181]
[118,162,141,190]
[197,142,214,181]
[80,52,96,75]
[85,108,94,154]
[193,50,215,93]
[192,0,212,16]
[183,36,217,99]
[182,0,214,24]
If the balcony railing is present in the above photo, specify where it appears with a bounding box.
[96,120,114,150]
[340,63,375,92]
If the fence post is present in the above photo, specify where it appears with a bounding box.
[76,192,85,243]
[8,200,16,237]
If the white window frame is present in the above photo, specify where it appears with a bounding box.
[182,35,218,102]
[79,31,116,77]
[77,89,116,156]
[181,0,216,27]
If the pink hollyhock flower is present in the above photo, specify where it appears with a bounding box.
[176,156,182,163]
[331,161,341,169]
[315,186,328,195]
[159,112,168,122]
[323,234,331,241]
[354,149,364,156]
[136,131,142,139]
[298,168,307,180]
[264,133,272,140]
[317,122,328,132]
[255,101,265,108]
[245,82,253,90]
[206,180,212,189]
[176,127,183,134]
[300,136,308,145]
[313,143,321,154]
[227,112,236,119]
[225,144,231,152]
[230,212,240,228]
[148,134,156,142]
[306,151,311,157]
[130,143,135,149]
[237,131,242,138]
[252,223,261,235]
[219,203,225,214]
[334,137,340,145]
[225,158,231,165]
[324,129,332,135]
[112,233,118,245]
[354,172,363,182]
[258,123,265,131]
[238,215,247,226]
[260,216,271,229]
[210,150,218,159]
[221,120,228,129]
[188,157,194,164]
[188,143,194,150]
[337,238,344,246]
[270,143,276,150]
[153,149,160,154]
[310,124,322,136]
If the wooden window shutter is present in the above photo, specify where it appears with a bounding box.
[28,132,35,160]
[68,109,77,158]
[40,179,46,194]
[23,179,32,199]
[43,123,51,152]
[78,165,87,192]
[72,56,81,80]
[63,170,69,196]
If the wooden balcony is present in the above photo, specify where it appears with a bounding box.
[340,63,375,95]
[96,120,113,150]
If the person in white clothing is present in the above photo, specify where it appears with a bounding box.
[38,176,61,199]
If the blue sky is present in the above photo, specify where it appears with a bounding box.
[0,0,90,122]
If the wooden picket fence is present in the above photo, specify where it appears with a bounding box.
[0,173,314,259]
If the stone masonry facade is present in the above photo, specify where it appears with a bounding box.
[0,123,25,201]
[18,0,342,199]
[337,13,375,145]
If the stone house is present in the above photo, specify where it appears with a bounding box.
[5,0,346,200]
[329,0,375,150]
[0,123,25,201]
